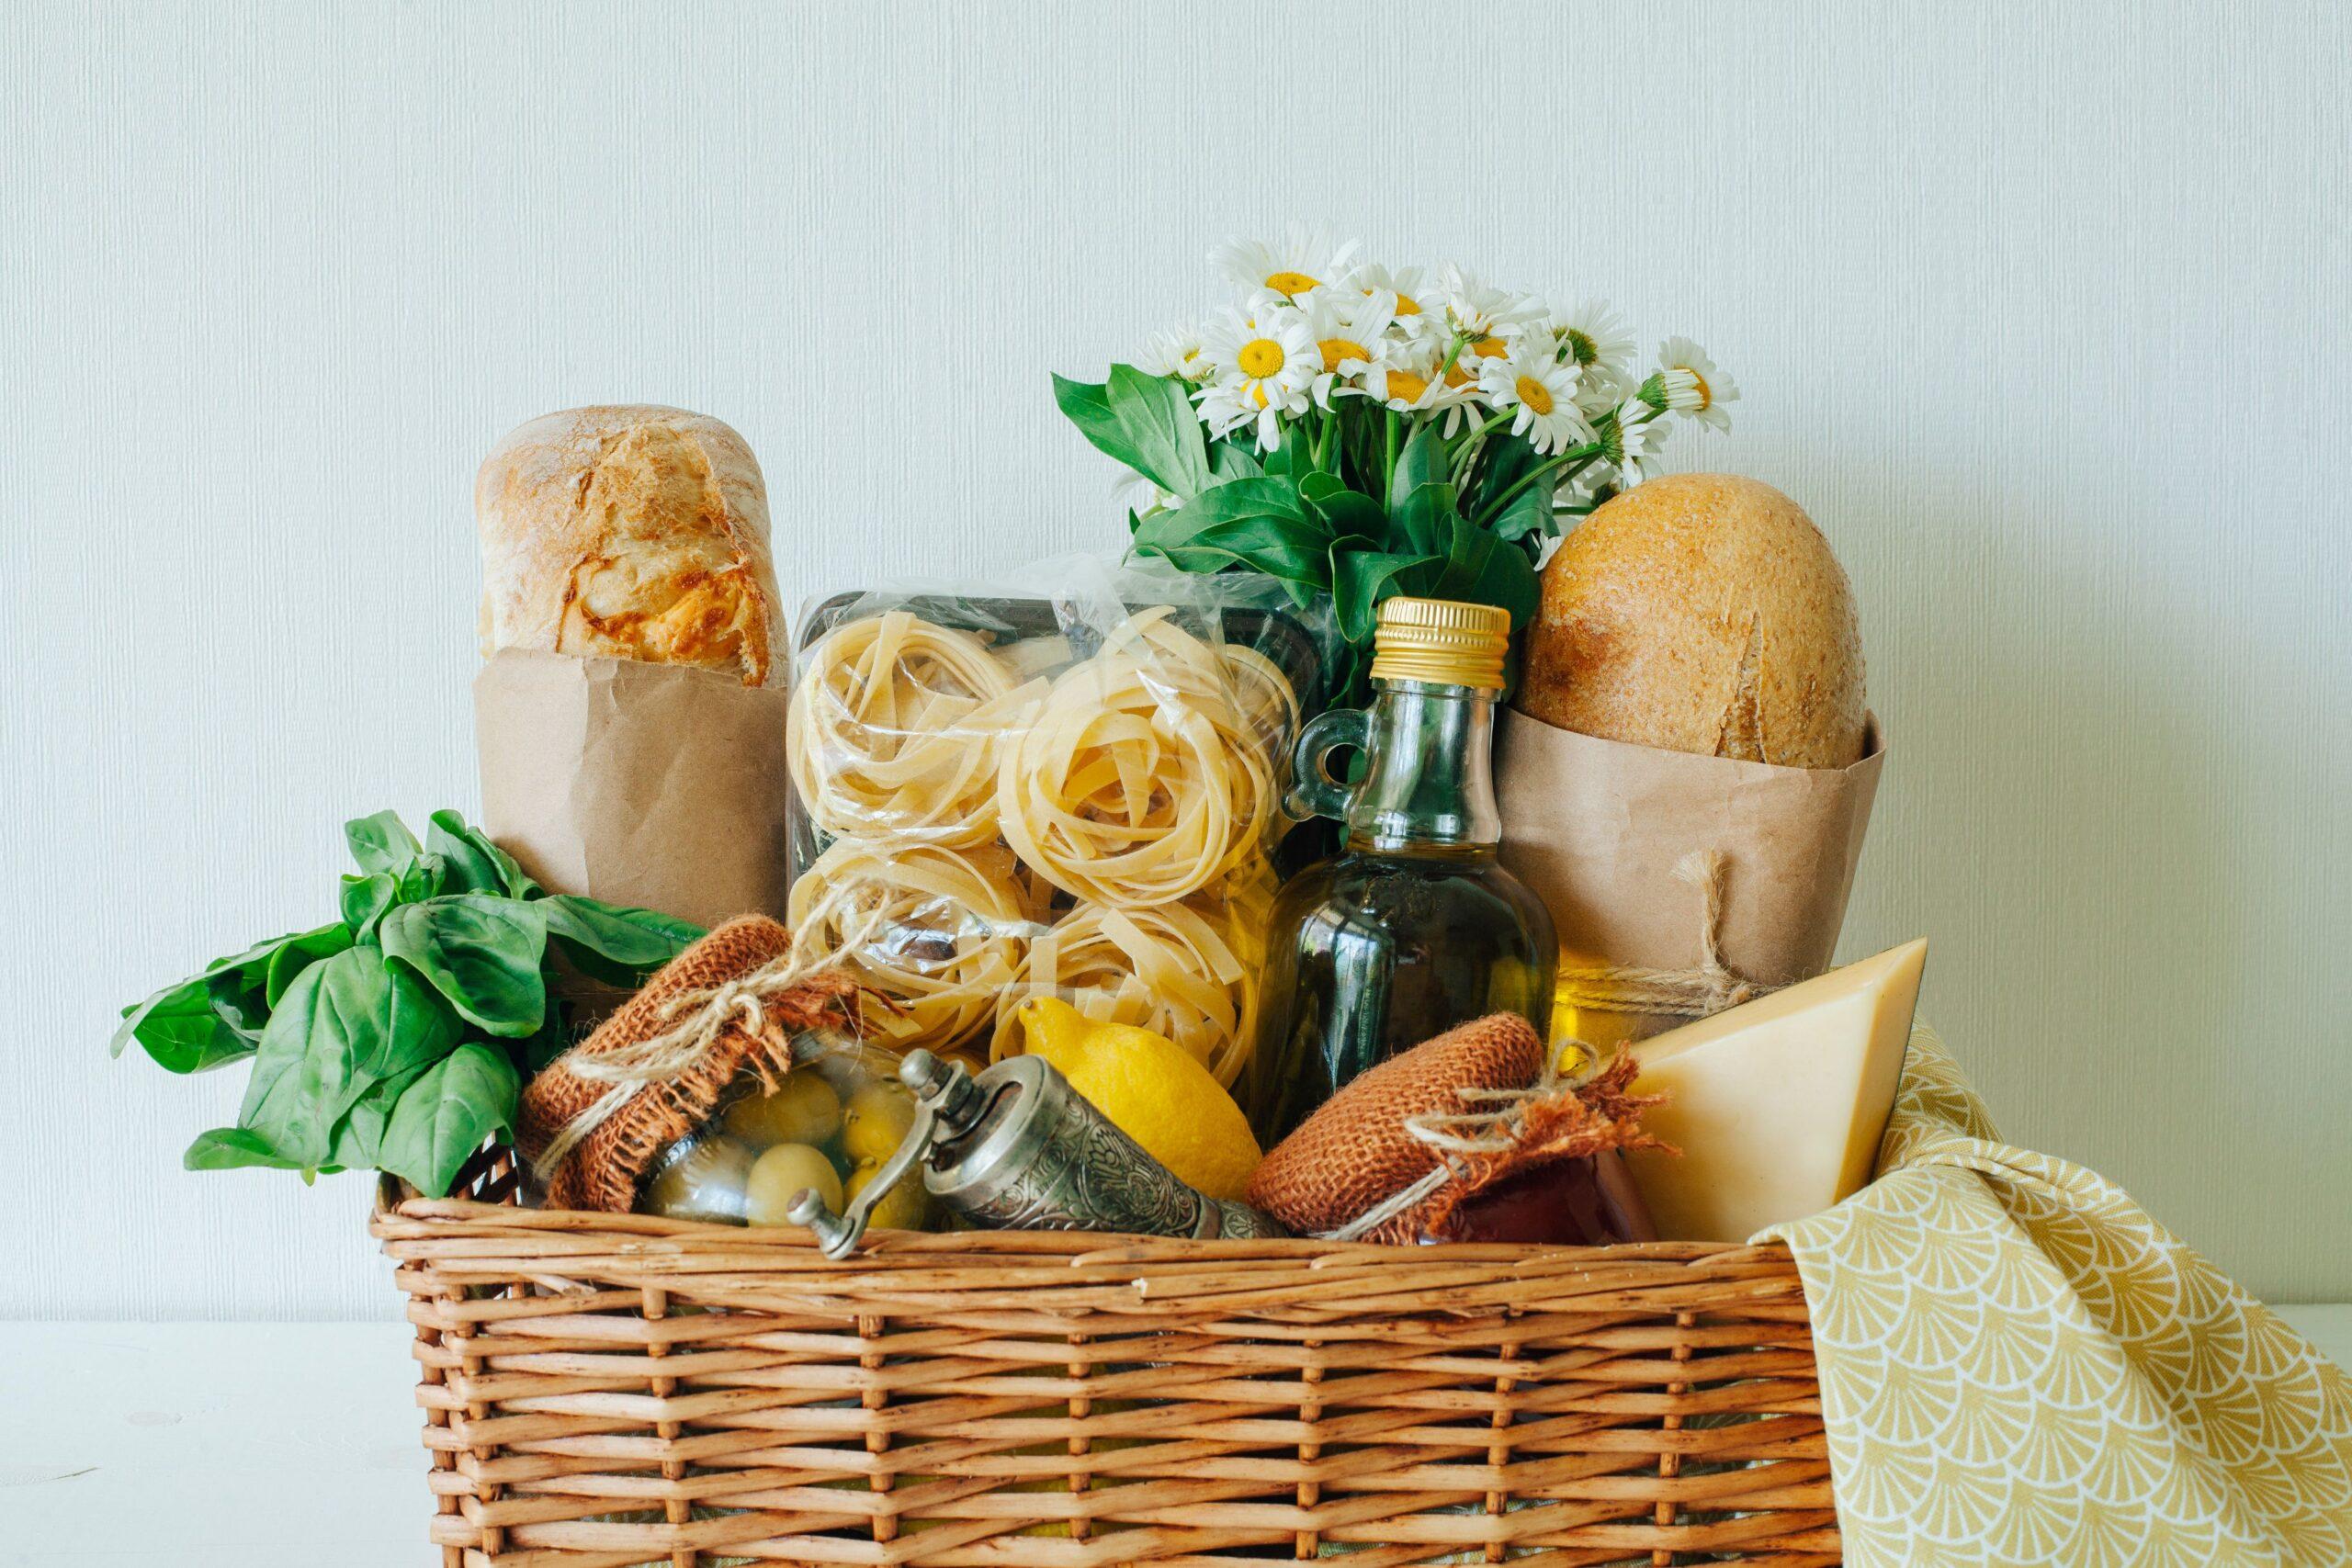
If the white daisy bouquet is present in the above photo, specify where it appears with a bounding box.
[1054,224,1736,700]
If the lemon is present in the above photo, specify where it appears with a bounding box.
[841,1079,917,1165]
[1012,997,1261,1201]
[742,1142,843,1225]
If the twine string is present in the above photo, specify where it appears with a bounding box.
[527,908,883,1185]
[1317,850,1771,1242]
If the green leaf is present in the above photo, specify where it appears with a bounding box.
[379,896,548,1037]
[1387,423,1451,516]
[377,1043,521,1199]
[538,896,702,987]
[344,811,421,876]
[1104,364,1211,498]
[1131,476,1318,575]
[426,811,537,898]
[264,925,353,1008]
[1476,434,1560,545]
[113,923,350,1068]
[1261,420,1315,479]
[1393,480,1458,558]
[1297,472,1387,546]
[185,1125,311,1173]
[1430,513,1542,635]
[1333,549,1441,644]
[324,1065,431,1171]
[238,949,461,1167]
[1052,373,1119,450]
[339,872,397,935]
[1208,439,1262,480]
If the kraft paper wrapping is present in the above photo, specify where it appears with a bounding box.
[473,649,791,932]
[1494,710,1884,1025]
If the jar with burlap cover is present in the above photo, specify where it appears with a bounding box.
[1248,1011,1665,1243]
[519,915,866,1213]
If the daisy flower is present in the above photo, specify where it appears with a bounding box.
[1298,288,1397,407]
[1433,263,1540,342]
[1477,341,1591,455]
[1209,224,1361,303]
[1604,398,1668,484]
[1549,298,1635,410]
[1136,323,1213,383]
[1196,303,1317,449]
[1647,336,1738,431]
[1351,261,1432,333]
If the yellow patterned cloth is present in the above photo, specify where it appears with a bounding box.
[1762,1024,2352,1566]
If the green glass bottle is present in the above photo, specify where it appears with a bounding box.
[1244,597,1558,1146]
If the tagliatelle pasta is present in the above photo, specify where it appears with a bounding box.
[787,838,1044,1052]
[787,610,1035,846]
[996,608,1280,908]
[991,895,1259,1086]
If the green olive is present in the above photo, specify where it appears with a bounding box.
[743,1142,845,1226]
[841,1079,918,1166]
[639,1134,755,1224]
[846,1158,930,1231]
[723,1069,842,1149]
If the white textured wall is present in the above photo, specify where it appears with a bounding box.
[2,0,2345,1317]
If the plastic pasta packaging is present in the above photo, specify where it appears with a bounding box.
[786,559,1332,1087]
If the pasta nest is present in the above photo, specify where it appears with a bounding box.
[996,608,1285,908]
[787,839,1044,1053]
[788,611,1034,847]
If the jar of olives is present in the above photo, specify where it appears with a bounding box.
[636,1033,935,1233]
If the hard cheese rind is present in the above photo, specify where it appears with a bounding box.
[1621,939,1927,1243]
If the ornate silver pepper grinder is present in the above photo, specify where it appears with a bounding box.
[786,1048,1288,1259]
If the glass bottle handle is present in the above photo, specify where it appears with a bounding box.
[1288,706,1373,822]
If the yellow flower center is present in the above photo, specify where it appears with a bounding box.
[1516,376,1555,416]
[1249,382,1270,409]
[1443,364,1475,389]
[1317,337,1372,373]
[1385,369,1430,402]
[1385,290,1424,316]
[1263,270,1320,298]
[1686,370,1713,410]
[1472,336,1509,360]
[1237,338,1286,378]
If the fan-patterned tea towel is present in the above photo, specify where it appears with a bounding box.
[1764,1024,2352,1566]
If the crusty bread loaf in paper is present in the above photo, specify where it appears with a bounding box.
[475,406,782,685]
[1520,473,1867,769]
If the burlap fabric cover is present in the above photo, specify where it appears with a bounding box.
[518,915,862,1213]
[1247,1015,1550,1240]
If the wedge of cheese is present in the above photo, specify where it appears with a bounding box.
[1622,939,1928,1243]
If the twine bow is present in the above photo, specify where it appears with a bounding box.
[527,915,881,1186]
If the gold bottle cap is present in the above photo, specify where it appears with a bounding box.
[1368,596,1511,689]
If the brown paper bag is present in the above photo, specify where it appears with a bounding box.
[1495,709,1884,1039]
[473,649,792,931]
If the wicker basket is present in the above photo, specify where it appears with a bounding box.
[373,1150,1838,1566]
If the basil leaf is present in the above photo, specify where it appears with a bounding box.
[185,1125,311,1173]
[377,1043,520,1199]
[426,810,537,898]
[1299,472,1387,547]
[1261,420,1315,479]
[538,896,700,987]
[1104,364,1211,498]
[344,810,421,876]
[1209,439,1263,480]
[324,1065,431,1172]
[264,925,353,1007]
[239,950,460,1166]
[379,896,548,1038]
[1430,513,1542,635]
[339,872,397,936]
[112,923,350,1067]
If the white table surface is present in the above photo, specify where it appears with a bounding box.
[6,1310,2348,1566]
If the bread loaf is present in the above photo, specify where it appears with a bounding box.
[1518,473,1867,769]
[476,406,782,685]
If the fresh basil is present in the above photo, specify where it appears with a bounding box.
[376,1044,520,1201]
[380,895,548,1038]
[123,808,705,1196]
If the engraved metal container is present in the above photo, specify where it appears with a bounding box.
[788,1049,1285,1258]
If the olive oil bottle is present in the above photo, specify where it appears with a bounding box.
[1244,598,1557,1145]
